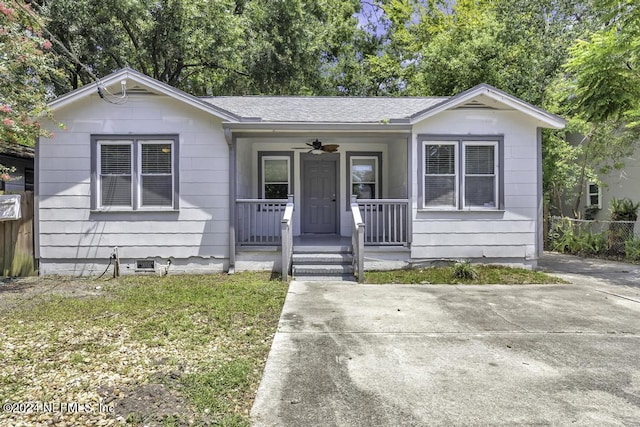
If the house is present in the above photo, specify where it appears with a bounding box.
[1,142,35,193]
[36,68,565,279]
[580,154,640,221]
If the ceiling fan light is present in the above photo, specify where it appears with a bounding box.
[311,149,324,155]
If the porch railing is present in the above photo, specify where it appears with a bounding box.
[236,198,289,245]
[356,199,409,245]
[280,196,294,283]
[350,195,365,283]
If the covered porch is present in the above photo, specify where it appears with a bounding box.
[226,132,412,281]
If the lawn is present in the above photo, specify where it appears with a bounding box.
[0,272,288,426]
[365,264,566,285]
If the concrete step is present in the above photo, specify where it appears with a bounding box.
[293,264,355,276]
[293,275,357,282]
[292,253,353,265]
[294,245,351,254]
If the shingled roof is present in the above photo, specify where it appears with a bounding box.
[0,142,34,160]
[202,96,447,123]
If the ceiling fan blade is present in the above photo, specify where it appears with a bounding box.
[321,144,339,153]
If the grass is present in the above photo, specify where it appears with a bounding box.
[0,272,288,426]
[365,264,567,285]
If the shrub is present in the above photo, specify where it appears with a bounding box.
[452,260,479,280]
[625,236,640,261]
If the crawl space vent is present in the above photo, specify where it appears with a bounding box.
[136,260,155,271]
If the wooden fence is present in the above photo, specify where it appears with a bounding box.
[1,192,35,276]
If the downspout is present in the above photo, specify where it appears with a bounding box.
[406,134,413,247]
[225,128,236,274]
[34,138,40,272]
[536,127,543,264]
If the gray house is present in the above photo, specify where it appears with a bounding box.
[36,68,565,278]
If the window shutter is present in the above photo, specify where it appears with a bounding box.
[141,144,173,206]
[424,144,456,207]
[464,145,496,208]
[100,144,132,206]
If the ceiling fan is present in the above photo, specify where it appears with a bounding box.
[292,139,339,154]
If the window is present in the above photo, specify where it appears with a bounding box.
[258,152,293,199]
[421,137,501,210]
[350,156,379,200]
[586,182,601,209]
[92,135,178,210]
[24,168,34,192]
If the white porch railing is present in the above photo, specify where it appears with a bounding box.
[356,199,409,245]
[280,196,294,282]
[236,198,289,245]
[351,195,365,283]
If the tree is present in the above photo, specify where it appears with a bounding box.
[547,0,640,215]
[0,0,59,181]
[39,0,363,96]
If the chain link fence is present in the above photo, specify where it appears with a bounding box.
[548,216,640,259]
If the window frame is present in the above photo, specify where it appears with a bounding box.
[91,134,179,211]
[423,142,459,209]
[257,151,294,200]
[419,135,504,211]
[345,151,382,209]
[462,141,499,210]
[586,182,602,209]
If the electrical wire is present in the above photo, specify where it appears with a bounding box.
[96,256,113,280]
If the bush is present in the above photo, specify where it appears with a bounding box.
[549,218,607,256]
[452,260,479,280]
[625,236,640,261]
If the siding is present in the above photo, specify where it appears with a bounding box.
[411,110,540,262]
[39,94,229,274]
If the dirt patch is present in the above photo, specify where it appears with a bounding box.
[100,371,207,426]
[0,276,109,314]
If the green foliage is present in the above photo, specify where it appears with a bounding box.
[609,198,640,222]
[549,218,608,255]
[364,265,565,285]
[624,236,640,262]
[452,260,479,280]
[0,0,61,170]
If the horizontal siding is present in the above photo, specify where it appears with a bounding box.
[412,232,533,247]
[39,245,227,259]
[39,219,230,234]
[39,207,228,221]
[39,93,231,266]
[40,231,228,247]
[412,245,534,260]
[412,220,535,234]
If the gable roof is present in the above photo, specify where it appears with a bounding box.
[47,68,240,122]
[48,69,565,129]
[203,84,565,129]
[203,96,446,123]
[409,83,567,129]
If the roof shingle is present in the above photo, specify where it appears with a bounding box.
[201,96,447,123]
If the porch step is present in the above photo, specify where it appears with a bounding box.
[291,247,357,282]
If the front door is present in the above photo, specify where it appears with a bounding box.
[302,155,338,234]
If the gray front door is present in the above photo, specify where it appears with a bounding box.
[302,156,338,234]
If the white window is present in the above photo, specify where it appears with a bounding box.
[586,182,601,209]
[93,136,177,210]
[262,156,290,199]
[463,142,498,208]
[350,156,379,200]
[423,139,500,210]
[424,142,458,208]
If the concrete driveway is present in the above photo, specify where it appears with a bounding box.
[251,253,640,426]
